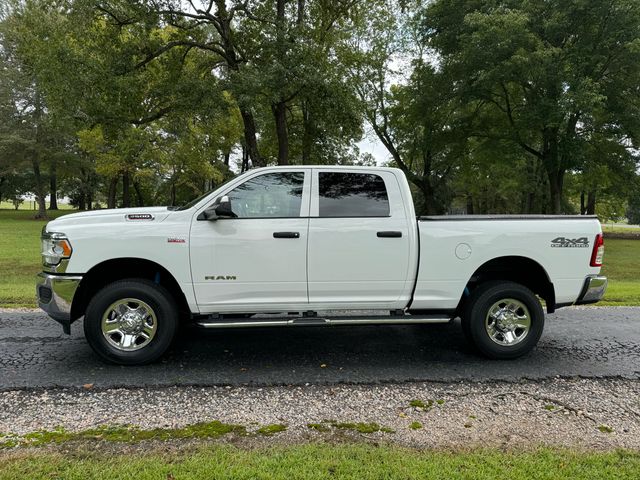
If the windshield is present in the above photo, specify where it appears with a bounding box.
[175,177,237,211]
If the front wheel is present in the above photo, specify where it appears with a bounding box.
[461,281,544,359]
[84,279,178,365]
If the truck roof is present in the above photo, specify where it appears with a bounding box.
[252,165,399,172]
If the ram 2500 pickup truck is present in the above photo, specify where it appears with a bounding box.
[36,166,607,365]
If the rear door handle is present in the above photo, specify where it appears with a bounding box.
[273,231,300,239]
[377,231,402,238]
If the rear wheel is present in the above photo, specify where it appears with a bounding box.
[84,279,178,365]
[461,281,544,359]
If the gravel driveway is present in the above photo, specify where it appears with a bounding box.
[1,378,638,450]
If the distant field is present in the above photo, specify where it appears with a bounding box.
[0,201,75,211]
[603,225,640,233]
[0,208,637,307]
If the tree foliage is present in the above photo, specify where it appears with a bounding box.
[0,0,638,217]
[421,0,640,213]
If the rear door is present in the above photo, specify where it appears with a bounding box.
[307,169,413,309]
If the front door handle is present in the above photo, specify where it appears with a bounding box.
[273,232,300,239]
[377,231,402,238]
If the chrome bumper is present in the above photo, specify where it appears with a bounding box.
[575,275,608,305]
[36,272,82,333]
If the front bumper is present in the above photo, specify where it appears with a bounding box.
[36,272,82,333]
[575,275,608,305]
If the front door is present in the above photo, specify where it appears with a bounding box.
[190,169,311,313]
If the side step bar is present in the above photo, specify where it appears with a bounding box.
[196,313,452,329]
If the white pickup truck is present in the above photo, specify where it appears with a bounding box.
[37,166,607,365]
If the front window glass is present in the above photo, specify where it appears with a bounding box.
[228,172,305,218]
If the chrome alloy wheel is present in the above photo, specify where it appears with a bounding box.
[484,298,531,346]
[101,298,157,351]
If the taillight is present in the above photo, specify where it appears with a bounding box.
[590,233,604,267]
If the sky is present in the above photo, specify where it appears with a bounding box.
[357,129,390,166]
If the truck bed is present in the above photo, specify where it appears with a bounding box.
[411,215,603,311]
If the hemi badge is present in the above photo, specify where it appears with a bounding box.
[126,213,154,221]
[168,237,186,243]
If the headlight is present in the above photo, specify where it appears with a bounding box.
[41,230,72,266]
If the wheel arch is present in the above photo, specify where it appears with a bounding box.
[462,255,556,313]
[70,257,191,322]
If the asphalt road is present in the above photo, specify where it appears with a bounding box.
[1,307,639,390]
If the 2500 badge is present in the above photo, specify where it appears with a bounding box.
[551,237,590,248]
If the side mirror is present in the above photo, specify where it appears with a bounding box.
[197,195,236,221]
[214,195,235,218]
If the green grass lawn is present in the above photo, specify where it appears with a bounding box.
[0,208,638,307]
[0,444,638,480]
[599,238,640,306]
[0,209,75,307]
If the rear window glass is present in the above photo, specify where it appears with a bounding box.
[318,172,390,217]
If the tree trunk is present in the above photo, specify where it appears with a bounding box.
[418,177,443,215]
[241,146,249,173]
[223,151,230,166]
[536,126,566,214]
[522,192,533,214]
[81,167,93,210]
[302,102,312,164]
[32,89,47,219]
[32,157,47,219]
[580,191,586,215]
[122,171,130,208]
[522,157,536,214]
[273,101,289,165]
[133,181,144,207]
[78,193,86,211]
[537,163,548,214]
[239,108,262,167]
[35,195,47,218]
[547,169,564,214]
[276,0,286,40]
[170,183,176,207]
[466,195,474,215]
[49,158,58,210]
[108,176,118,209]
[271,0,290,166]
[212,1,263,168]
[586,190,596,215]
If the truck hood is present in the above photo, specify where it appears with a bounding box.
[45,207,173,231]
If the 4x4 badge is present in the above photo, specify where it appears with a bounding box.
[551,237,589,248]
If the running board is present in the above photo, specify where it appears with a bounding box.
[195,314,451,329]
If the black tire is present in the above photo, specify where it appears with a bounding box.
[84,279,178,365]
[461,281,544,359]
